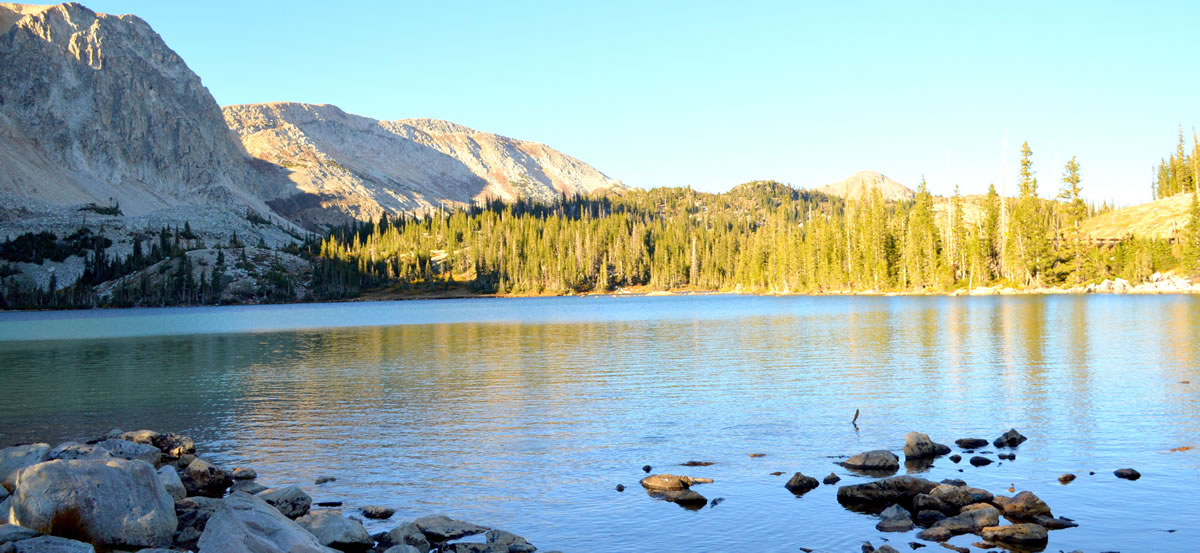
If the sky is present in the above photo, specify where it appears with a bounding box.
[85,0,1200,205]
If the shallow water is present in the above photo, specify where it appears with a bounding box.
[1,295,1198,552]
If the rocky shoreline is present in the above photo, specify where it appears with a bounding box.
[0,429,553,553]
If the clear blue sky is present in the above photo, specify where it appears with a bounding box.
[87,1,1199,205]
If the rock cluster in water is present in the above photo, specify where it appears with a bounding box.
[0,429,557,553]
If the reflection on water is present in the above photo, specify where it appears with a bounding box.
[1,295,1199,552]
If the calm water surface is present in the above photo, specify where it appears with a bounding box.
[1,295,1198,552]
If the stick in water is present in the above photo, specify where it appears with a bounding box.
[852,409,860,426]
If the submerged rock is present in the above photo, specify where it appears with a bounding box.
[639,474,713,491]
[903,432,951,459]
[10,458,177,549]
[1034,515,1078,529]
[647,488,708,509]
[785,472,819,495]
[992,429,1027,448]
[680,461,714,467]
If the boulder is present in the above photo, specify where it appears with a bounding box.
[647,489,708,509]
[486,529,535,553]
[836,476,938,511]
[1003,491,1051,521]
[968,456,992,466]
[231,467,257,480]
[361,506,394,520]
[256,486,312,518]
[876,504,914,532]
[196,492,336,553]
[47,443,113,462]
[822,473,840,485]
[929,484,993,510]
[915,526,952,542]
[980,523,1048,549]
[412,515,488,542]
[912,493,951,514]
[9,536,95,553]
[96,440,162,466]
[784,473,819,495]
[954,438,989,449]
[157,466,186,501]
[1114,468,1141,480]
[181,459,232,498]
[928,505,999,536]
[296,510,373,552]
[840,450,899,473]
[230,480,267,495]
[0,524,40,544]
[903,433,951,459]
[638,474,713,491]
[10,458,177,549]
[0,444,50,491]
[377,522,430,553]
[915,510,946,527]
[173,497,223,551]
[992,428,1027,448]
[1058,473,1076,484]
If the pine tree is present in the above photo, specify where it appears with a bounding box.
[1058,156,1087,284]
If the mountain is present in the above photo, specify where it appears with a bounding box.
[222,102,625,227]
[0,2,271,217]
[815,170,915,202]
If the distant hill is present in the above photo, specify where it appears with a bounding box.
[223,102,625,228]
[1081,193,1193,240]
[815,170,915,202]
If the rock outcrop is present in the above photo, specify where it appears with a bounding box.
[815,170,915,202]
[9,458,177,549]
[223,102,625,227]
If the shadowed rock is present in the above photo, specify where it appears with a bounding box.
[257,486,312,519]
[837,475,938,512]
[840,450,900,475]
[876,504,914,532]
[785,472,819,496]
[954,438,988,449]
[822,472,841,485]
[296,510,373,552]
[181,458,233,498]
[412,515,488,542]
[374,522,430,553]
[1114,468,1141,480]
[903,433,951,460]
[992,429,1027,448]
[646,488,708,509]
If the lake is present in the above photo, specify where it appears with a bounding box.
[1,295,1198,552]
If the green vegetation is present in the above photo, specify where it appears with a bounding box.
[312,144,1188,297]
[1153,128,1199,199]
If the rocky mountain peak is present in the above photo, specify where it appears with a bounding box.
[816,170,915,202]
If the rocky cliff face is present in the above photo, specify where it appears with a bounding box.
[223,102,625,227]
[0,2,268,216]
[816,170,915,202]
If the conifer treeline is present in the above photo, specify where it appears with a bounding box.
[1154,128,1200,199]
[317,143,1197,295]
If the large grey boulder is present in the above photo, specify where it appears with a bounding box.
[181,458,233,498]
[10,459,177,549]
[0,445,50,491]
[840,450,899,473]
[196,492,337,553]
[157,466,186,502]
[836,475,938,511]
[412,515,488,542]
[96,440,162,466]
[47,443,113,462]
[256,486,312,518]
[903,432,951,459]
[296,510,373,552]
[9,535,95,553]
